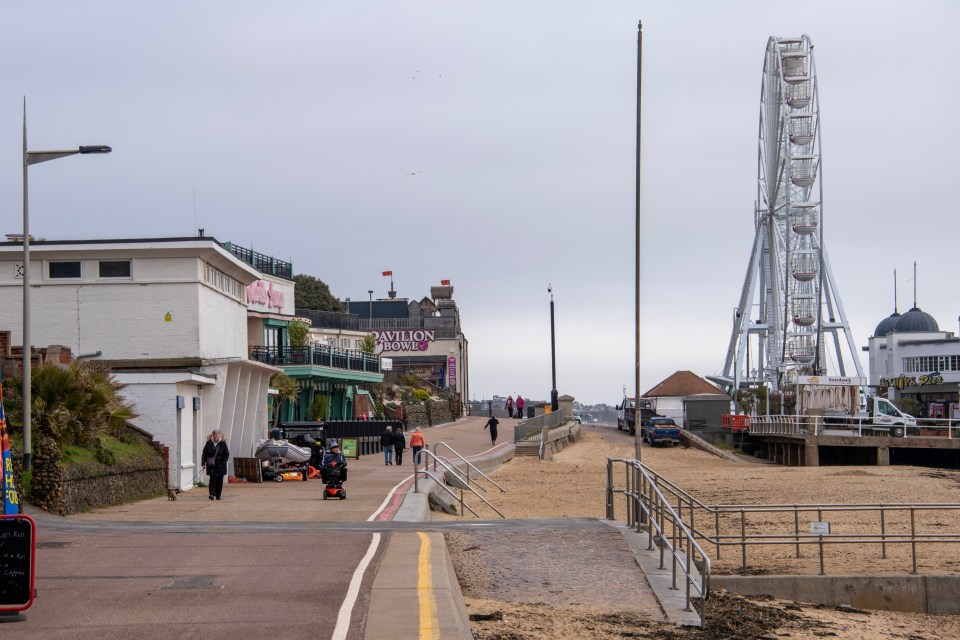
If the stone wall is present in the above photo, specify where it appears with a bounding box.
[59,457,166,515]
[30,438,65,513]
[28,437,166,515]
[404,398,456,427]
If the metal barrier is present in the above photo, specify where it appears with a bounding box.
[513,411,566,441]
[749,416,960,439]
[414,449,505,518]
[606,461,960,577]
[431,442,507,495]
[606,458,711,627]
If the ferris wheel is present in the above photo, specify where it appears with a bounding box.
[716,35,864,393]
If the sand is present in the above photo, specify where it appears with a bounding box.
[456,424,960,639]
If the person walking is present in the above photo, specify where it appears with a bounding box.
[506,395,514,418]
[409,426,425,465]
[381,425,395,465]
[515,395,525,419]
[484,415,499,445]
[202,430,230,501]
[393,425,406,466]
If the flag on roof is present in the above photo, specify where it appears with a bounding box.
[440,279,450,285]
[382,271,392,277]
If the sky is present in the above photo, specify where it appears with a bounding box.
[2,2,958,406]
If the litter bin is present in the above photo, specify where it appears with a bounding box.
[527,406,534,419]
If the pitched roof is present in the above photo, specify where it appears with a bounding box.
[643,371,724,398]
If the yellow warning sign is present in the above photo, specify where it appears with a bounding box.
[164,312,173,323]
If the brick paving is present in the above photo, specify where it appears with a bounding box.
[446,520,663,618]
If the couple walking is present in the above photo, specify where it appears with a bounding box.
[505,394,525,419]
[381,425,426,465]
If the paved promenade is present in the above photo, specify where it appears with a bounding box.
[7,417,674,639]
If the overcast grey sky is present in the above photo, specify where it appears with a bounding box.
[2,2,957,405]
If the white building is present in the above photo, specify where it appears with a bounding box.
[865,306,960,419]
[0,237,280,490]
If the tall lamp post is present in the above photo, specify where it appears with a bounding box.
[548,284,558,413]
[21,103,111,471]
[368,290,373,319]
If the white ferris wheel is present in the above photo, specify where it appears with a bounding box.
[717,35,864,393]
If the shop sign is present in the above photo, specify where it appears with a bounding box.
[246,280,285,311]
[880,374,945,389]
[372,330,435,353]
[448,356,457,387]
[799,376,866,386]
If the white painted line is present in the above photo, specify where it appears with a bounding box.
[330,532,380,640]
[330,475,415,640]
[368,474,414,521]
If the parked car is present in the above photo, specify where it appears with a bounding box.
[571,410,583,424]
[642,417,681,446]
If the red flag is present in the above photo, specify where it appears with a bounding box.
[440,279,450,286]
[382,271,392,277]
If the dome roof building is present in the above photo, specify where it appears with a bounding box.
[893,307,939,333]
[873,312,901,337]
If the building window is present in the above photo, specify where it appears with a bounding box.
[265,327,279,349]
[49,261,81,279]
[340,338,350,349]
[99,260,131,278]
[204,263,244,301]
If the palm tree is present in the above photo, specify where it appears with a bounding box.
[269,372,300,428]
[3,364,139,448]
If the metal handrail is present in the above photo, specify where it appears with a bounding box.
[606,462,960,577]
[413,468,480,518]
[606,458,711,628]
[415,450,505,518]
[431,442,507,493]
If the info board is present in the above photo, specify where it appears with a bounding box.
[0,515,35,611]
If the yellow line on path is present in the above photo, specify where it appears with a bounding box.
[417,532,439,640]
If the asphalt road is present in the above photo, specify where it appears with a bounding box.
[4,417,501,639]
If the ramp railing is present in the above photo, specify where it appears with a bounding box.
[606,458,711,628]
[606,461,960,578]
[431,442,507,495]
[414,450,505,518]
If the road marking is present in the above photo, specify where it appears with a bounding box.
[417,532,439,640]
[330,475,413,640]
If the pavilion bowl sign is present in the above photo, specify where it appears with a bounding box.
[372,330,435,354]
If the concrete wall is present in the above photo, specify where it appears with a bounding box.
[712,574,960,615]
[198,284,249,359]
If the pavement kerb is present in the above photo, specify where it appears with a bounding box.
[365,420,515,639]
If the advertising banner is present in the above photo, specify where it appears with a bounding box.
[339,438,359,459]
[1,373,17,516]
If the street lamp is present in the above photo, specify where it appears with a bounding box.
[548,284,558,413]
[21,102,111,471]
[368,290,373,319]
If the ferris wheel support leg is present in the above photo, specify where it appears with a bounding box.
[722,225,764,385]
[821,249,865,379]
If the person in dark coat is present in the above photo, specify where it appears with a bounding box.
[484,416,500,445]
[381,425,395,465]
[320,440,348,484]
[202,430,230,501]
[393,425,406,465]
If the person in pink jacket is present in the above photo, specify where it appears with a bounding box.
[515,395,525,419]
